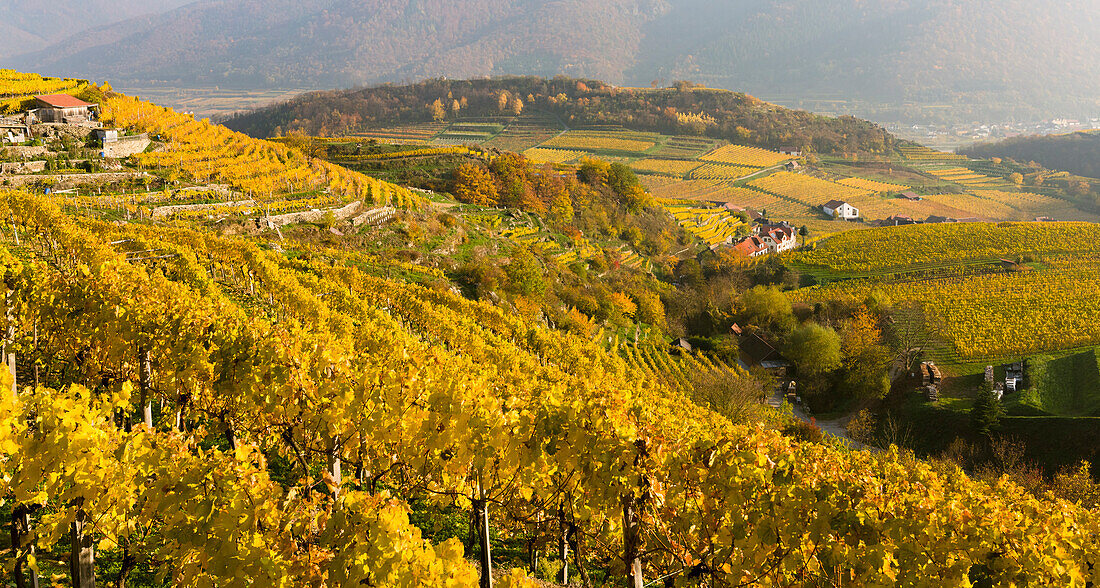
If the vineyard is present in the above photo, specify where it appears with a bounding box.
[700,144,792,167]
[3,189,1100,586]
[101,95,419,207]
[522,147,588,164]
[663,203,748,248]
[647,136,722,159]
[790,223,1100,361]
[897,144,969,161]
[0,69,90,113]
[541,130,658,153]
[328,146,471,161]
[800,259,1100,360]
[792,221,1100,273]
[748,171,871,204]
[688,163,757,180]
[836,177,910,193]
[629,158,703,177]
[924,167,1006,187]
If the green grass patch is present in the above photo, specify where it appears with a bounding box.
[1015,349,1100,416]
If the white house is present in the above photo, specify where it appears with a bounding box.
[759,225,798,253]
[822,200,859,220]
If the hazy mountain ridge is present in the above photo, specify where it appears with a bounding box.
[8,0,1100,119]
[0,0,193,58]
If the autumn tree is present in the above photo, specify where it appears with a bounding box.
[505,246,546,297]
[452,163,499,206]
[740,285,794,334]
[785,323,842,376]
[836,309,892,399]
[429,99,447,122]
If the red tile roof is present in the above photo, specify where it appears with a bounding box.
[35,94,94,108]
[732,236,767,256]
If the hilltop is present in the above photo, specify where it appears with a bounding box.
[224,77,893,154]
[8,0,1100,122]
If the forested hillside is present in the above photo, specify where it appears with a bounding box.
[10,0,1100,120]
[225,77,893,154]
[961,132,1100,180]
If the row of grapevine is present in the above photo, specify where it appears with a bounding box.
[836,177,910,192]
[0,69,89,113]
[701,144,791,168]
[3,189,1100,586]
[100,94,421,208]
[748,171,871,205]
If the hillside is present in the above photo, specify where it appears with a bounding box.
[9,0,1100,121]
[961,131,1100,180]
[6,69,1100,585]
[224,77,893,154]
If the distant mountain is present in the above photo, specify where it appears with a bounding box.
[961,132,1100,180]
[9,0,1100,120]
[0,0,193,59]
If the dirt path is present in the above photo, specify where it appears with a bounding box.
[768,388,858,446]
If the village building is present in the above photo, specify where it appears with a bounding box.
[822,200,859,220]
[32,94,97,123]
[731,235,769,257]
[899,191,922,201]
[785,160,801,171]
[883,214,917,226]
[670,338,694,355]
[779,147,803,157]
[757,224,797,253]
[94,129,120,144]
[740,332,791,376]
[723,203,763,220]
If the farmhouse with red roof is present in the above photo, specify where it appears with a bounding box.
[33,94,97,123]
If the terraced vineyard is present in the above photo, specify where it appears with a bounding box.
[663,203,748,248]
[837,177,910,192]
[648,136,722,158]
[689,163,757,180]
[897,143,969,161]
[522,147,588,164]
[923,166,1006,187]
[481,115,564,152]
[748,171,871,204]
[352,122,448,143]
[629,158,702,177]
[701,144,792,167]
[0,69,90,113]
[542,130,658,153]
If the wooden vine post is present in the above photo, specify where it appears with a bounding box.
[475,473,493,588]
[558,503,570,584]
[138,346,153,428]
[4,269,16,398]
[69,503,95,588]
[11,505,40,588]
[623,439,650,588]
